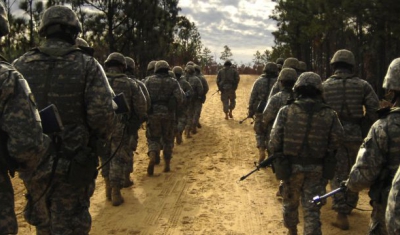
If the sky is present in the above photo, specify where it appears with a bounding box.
[179,0,278,65]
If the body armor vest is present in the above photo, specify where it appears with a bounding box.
[15,48,87,126]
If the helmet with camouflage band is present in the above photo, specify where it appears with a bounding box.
[38,5,82,37]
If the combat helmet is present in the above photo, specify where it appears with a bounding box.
[147,60,157,71]
[276,58,284,65]
[38,5,82,37]
[186,61,195,66]
[224,60,232,66]
[75,37,89,47]
[194,64,202,73]
[330,49,355,67]
[0,2,9,37]
[104,52,127,69]
[282,57,299,70]
[293,72,323,93]
[185,65,195,74]
[173,66,183,75]
[298,61,307,72]
[125,57,135,71]
[383,58,400,91]
[278,68,297,82]
[263,62,278,74]
[154,60,170,73]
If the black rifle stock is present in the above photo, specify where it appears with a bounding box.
[239,155,277,181]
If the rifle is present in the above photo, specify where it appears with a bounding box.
[239,155,277,181]
[211,90,220,97]
[238,116,254,124]
[310,184,346,205]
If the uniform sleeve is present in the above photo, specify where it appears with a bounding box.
[84,58,115,141]
[130,80,147,121]
[363,81,379,122]
[248,80,259,116]
[386,167,400,234]
[268,106,288,154]
[262,95,281,128]
[196,78,204,97]
[173,80,184,105]
[1,70,49,172]
[201,76,209,95]
[268,82,280,99]
[346,120,387,192]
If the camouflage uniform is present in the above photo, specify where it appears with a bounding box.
[269,57,299,99]
[144,61,183,175]
[269,72,343,235]
[173,66,193,144]
[323,50,379,218]
[13,6,115,234]
[185,65,204,138]
[346,57,400,234]
[194,64,209,129]
[262,68,297,157]
[124,56,150,186]
[103,53,147,205]
[386,167,400,235]
[248,62,278,162]
[216,60,240,119]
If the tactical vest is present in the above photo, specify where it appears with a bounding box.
[107,73,133,114]
[145,74,176,113]
[220,68,236,85]
[283,100,333,158]
[323,76,364,122]
[14,47,87,126]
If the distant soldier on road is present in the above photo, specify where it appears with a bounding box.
[216,60,240,119]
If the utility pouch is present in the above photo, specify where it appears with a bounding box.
[66,148,98,187]
[39,104,64,134]
[322,152,337,180]
[113,93,130,114]
[272,154,291,180]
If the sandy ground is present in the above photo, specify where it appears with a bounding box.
[13,74,372,235]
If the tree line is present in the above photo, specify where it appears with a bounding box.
[268,0,400,98]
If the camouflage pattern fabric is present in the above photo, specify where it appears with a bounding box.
[145,73,183,158]
[347,108,400,234]
[193,72,208,127]
[216,66,240,113]
[386,166,400,235]
[13,38,115,234]
[248,74,277,148]
[268,81,281,99]
[261,88,292,150]
[269,97,343,234]
[185,74,204,132]
[0,59,50,234]
[323,69,379,215]
[176,76,193,135]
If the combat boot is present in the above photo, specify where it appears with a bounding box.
[331,213,349,230]
[229,109,233,118]
[164,158,171,172]
[123,172,134,188]
[197,122,202,128]
[155,151,161,165]
[286,227,297,235]
[191,126,197,134]
[105,178,111,201]
[111,187,124,206]
[185,126,192,138]
[176,132,182,145]
[147,151,157,176]
[258,147,266,164]
[225,112,229,120]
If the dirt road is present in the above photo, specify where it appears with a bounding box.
[14,75,371,234]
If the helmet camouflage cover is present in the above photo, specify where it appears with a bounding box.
[263,62,278,74]
[278,68,297,82]
[185,65,195,74]
[0,2,9,37]
[147,60,157,71]
[75,37,89,47]
[173,66,183,75]
[39,5,82,37]
[276,57,284,65]
[125,57,135,71]
[383,58,400,91]
[105,52,127,68]
[194,64,201,72]
[155,60,170,72]
[293,72,323,92]
[282,57,299,70]
[330,49,355,66]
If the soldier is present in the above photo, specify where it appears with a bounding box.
[344,58,400,234]
[173,66,193,145]
[13,5,115,234]
[216,60,240,119]
[247,62,279,163]
[386,167,400,235]
[184,65,204,138]
[144,60,183,175]
[269,57,299,99]
[124,56,151,184]
[322,49,379,230]
[269,72,343,235]
[276,57,285,73]
[146,60,157,78]
[194,64,209,129]
[0,2,50,233]
[103,52,147,205]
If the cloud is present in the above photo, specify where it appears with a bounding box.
[180,0,277,64]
